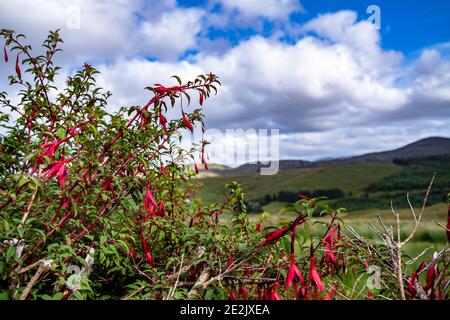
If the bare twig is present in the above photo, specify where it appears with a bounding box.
[19,178,39,227]
[19,259,53,300]
[166,253,184,300]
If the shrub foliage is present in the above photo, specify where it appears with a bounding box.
[0,30,448,300]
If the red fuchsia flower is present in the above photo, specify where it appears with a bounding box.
[309,256,324,292]
[40,140,63,159]
[199,92,204,106]
[261,226,290,246]
[101,178,114,193]
[15,54,21,78]
[4,47,8,63]
[262,287,271,300]
[144,206,156,221]
[323,285,337,300]
[322,227,338,267]
[158,199,166,217]
[137,110,148,128]
[194,162,199,174]
[290,214,307,231]
[182,112,194,132]
[256,223,261,232]
[228,289,236,300]
[146,252,155,267]
[408,262,426,298]
[153,83,184,94]
[239,285,248,299]
[286,253,304,290]
[153,84,170,94]
[227,254,233,269]
[144,181,157,214]
[322,226,337,246]
[159,112,168,133]
[42,157,71,190]
[270,282,282,300]
[140,231,154,267]
[201,146,209,170]
[129,247,134,259]
[424,262,437,290]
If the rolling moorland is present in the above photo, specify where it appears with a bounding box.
[195,137,450,270]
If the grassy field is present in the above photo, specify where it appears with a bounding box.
[197,163,402,204]
[196,159,449,272]
[241,202,448,272]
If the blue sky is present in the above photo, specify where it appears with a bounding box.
[0,0,449,165]
[177,0,450,53]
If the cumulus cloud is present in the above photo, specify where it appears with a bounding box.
[91,10,450,164]
[139,8,204,60]
[1,3,449,165]
[0,0,204,64]
[218,0,303,20]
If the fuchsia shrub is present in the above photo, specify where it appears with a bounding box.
[0,30,448,300]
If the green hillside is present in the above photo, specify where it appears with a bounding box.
[196,155,450,215]
[197,162,401,204]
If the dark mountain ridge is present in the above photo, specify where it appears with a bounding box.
[226,137,450,174]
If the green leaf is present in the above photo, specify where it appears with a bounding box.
[18,177,29,188]
[6,246,16,261]
[171,75,182,85]
[57,127,66,139]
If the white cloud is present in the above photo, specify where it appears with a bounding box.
[0,0,203,64]
[219,0,303,20]
[89,10,450,164]
[139,8,204,60]
[1,5,450,164]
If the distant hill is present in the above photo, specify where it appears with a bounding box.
[226,159,312,175]
[223,137,450,174]
[188,163,230,178]
[322,137,450,165]
[195,137,450,215]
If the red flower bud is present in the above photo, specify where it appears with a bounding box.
[129,247,134,259]
[144,181,157,215]
[239,285,248,299]
[3,47,8,63]
[227,254,233,269]
[228,289,236,300]
[199,92,204,106]
[159,112,168,133]
[424,262,437,290]
[158,199,166,217]
[146,252,155,267]
[261,226,290,246]
[194,162,199,174]
[101,178,114,193]
[182,112,194,132]
[15,54,21,78]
